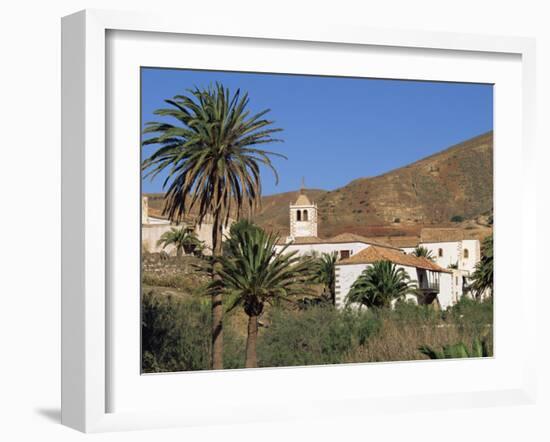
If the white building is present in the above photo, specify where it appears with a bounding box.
[141,195,232,255]
[275,191,469,309]
[275,191,398,260]
[335,246,454,309]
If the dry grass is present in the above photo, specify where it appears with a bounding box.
[346,317,493,363]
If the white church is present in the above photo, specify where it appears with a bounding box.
[275,190,482,310]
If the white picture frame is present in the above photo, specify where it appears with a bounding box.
[61,9,537,433]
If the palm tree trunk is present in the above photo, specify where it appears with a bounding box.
[245,315,258,368]
[211,215,224,370]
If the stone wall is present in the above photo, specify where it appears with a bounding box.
[141,253,200,276]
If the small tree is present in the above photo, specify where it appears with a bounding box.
[346,260,418,309]
[450,215,465,223]
[470,235,493,299]
[156,227,203,257]
[411,246,435,262]
[313,252,338,303]
[212,227,313,368]
[223,219,260,255]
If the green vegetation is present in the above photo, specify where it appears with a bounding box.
[471,235,493,299]
[142,84,284,369]
[212,227,313,367]
[312,252,337,302]
[156,227,204,257]
[141,293,493,370]
[142,291,211,372]
[450,215,465,222]
[411,246,435,261]
[419,338,490,359]
[346,261,417,308]
[257,307,378,367]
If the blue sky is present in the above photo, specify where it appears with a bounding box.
[141,68,493,195]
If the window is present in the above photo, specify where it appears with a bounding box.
[340,250,351,259]
[438,248,443,257]
[463,248,469,259]
[303,210,308,221]
[296,210,301,221]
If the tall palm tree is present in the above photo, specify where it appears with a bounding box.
[156,227,203,257]
[212,227,313,368]
[142,84,284,369]
[470,235,493,299]
[411,246,435,262]
[313,252,337,303]
[346,260,417,309]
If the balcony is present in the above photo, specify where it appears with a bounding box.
[418,280,440,292]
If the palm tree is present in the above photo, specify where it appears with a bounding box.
[346,260,417,309]
[222,218,260,256]
[313,252,337,303]
[156,227,203,257]
[470,235,493,299]
[212,227,313,368]
[142,83,284,369]
[411,246,435,261]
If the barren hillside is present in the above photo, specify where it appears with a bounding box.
[146,131,493,239]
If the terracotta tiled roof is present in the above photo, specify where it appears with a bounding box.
[294,193,312,205]
[277,233,399,249]
[325,233,398,249]
[386,236,420,248]
[420,228,465,243]
[276,236,323,245]
[337,245,451,273]
[361,235,420,249]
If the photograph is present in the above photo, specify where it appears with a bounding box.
[140,67,494,372]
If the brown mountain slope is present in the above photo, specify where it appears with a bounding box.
[254,131,493,237]
[145,132,493,239]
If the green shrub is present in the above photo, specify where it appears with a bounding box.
[257,306,379,367]
[444,296,493,336]
[141,291,211,372]
[450,215,465,222]
[142,292,494,372]
[389,301,440,325]
[419,338,491,359]
[142,291,247,372]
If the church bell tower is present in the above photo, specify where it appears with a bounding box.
[289,179,318,238]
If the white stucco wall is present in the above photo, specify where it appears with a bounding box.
[334,263,368,308]
[420,241,460,270]
[420,239,480,273]
[335,263,422,309]
[141,221,232,255]
[438,272,454,309]
[459,239,481,272]
[335,262,455,310]
[142,224,176,254]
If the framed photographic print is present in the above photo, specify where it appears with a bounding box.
[61,9,537,433]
